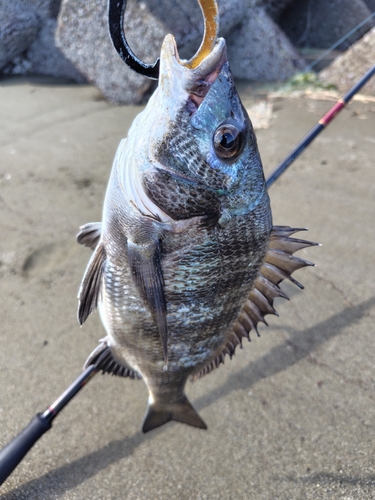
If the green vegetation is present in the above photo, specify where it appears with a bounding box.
[282,72,337,91]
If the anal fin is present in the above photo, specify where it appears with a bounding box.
[127,239,168,363]
[142,395,207,433]
[84,339,141,379]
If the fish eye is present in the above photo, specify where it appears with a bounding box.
[213,122,244,160]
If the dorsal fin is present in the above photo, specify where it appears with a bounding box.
[78,242,106,325]
[77,222,102,249]
[191,226,318,381]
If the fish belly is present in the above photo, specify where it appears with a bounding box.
[100,194,271,384]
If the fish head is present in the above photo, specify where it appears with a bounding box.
[121,34,268,224]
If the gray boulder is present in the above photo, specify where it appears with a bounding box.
[20,0,62,20]
[226,6,305,81]
[145,0,246,60]
[26,19,86,81]
[262,0,297,20]
[137,0,248,59]
[55,0,249,104]
[56,0,164,104]
[0,0,85,81]
[279,0,374,50]
[363,0,375,11]
[0,2,40,69]
[56,0,306,104]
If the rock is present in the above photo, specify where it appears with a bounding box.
[56,0,163,104]
[319,27,375,95]
[0,2,40,69]
[262,0,297,20]
[56,0,248,104]
[0,0,80,80]
[1,17,86,83]
[363,0,375,11]
[140,0,246,60]
[226,7,305,81]
[279,0,374,50]
[26,19,86,82]
[20,0,62,20]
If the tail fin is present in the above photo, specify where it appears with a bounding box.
[142,396,207,433]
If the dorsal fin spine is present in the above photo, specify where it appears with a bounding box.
[191,226,318,381]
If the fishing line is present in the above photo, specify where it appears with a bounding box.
[266,63,375,188]
[304,11,375,73]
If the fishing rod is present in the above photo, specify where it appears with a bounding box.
[266,63,375,188]
[0,365,97,485]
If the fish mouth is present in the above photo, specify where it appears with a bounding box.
[160,34,227,110]
[162,33,226,75]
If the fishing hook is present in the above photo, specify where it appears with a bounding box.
[108,0,219,79]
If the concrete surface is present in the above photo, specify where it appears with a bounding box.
[0,76,374,499]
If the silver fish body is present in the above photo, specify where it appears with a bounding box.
[78,35,314,432]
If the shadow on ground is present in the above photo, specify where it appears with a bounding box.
[282,472,375,488]
[2,296,374,499]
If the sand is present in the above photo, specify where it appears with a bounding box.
[0,76,375,499]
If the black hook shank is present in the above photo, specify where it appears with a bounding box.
[108,0,160,79]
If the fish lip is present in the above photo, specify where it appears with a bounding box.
[187,38,227,77]
[162,34,227,78]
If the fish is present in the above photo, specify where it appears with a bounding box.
[77,33,317,433]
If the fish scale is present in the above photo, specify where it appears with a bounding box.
[144,170,220,219]
[157,110,230,191]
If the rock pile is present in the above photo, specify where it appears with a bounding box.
[1,0,374,103]
[0,0,85,81]
[55,0,305,103]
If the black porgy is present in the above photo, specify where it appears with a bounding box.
[77,34,316,432]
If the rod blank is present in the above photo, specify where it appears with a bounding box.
[266,64,375,188]
[0,365,97,486]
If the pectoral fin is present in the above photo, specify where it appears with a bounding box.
[127,239,168,362]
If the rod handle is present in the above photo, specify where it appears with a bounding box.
[0,414,51,486]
